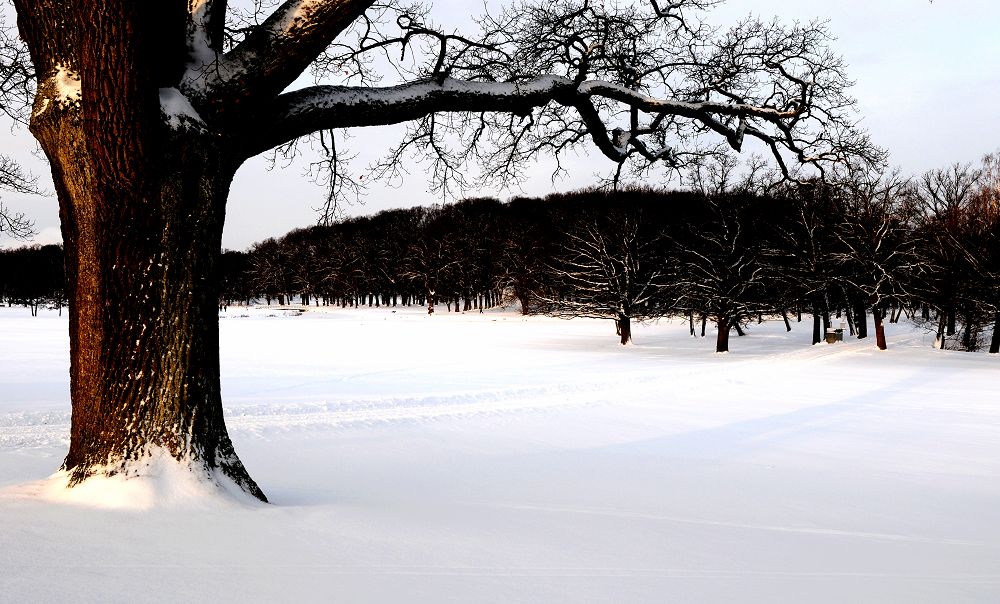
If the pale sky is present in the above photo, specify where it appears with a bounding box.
[2,0,998,249]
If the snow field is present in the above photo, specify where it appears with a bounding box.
[1,305,999,603]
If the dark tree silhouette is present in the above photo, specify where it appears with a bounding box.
[979,154,1000,353]
[771,181,844,344]
[671,192,778,352]
[0,243,64,313]
[540,192,673,345]
[909,163,991,350]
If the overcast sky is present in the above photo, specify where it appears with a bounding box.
[3,0,998,249]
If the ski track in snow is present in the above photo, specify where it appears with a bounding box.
[466,502,987,547]
[0,329,936,451]
[0,378,647,450]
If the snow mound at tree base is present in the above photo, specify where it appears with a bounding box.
[2,449,265,510]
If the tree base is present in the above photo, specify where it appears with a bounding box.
[50,447,267,509]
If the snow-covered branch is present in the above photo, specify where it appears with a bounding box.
[186,0,227,70]
[185,0,375,100]
[247,71,838,168]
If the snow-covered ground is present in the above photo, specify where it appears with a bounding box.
[2,305,999,603]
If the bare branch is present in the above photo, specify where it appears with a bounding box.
[246,1,879,204]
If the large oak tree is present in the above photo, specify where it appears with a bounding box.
[8,0,873,500]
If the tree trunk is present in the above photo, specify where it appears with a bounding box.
[617,314,631,345]
[812,306,821,345]
[990,311,1000,354]
[936,314,947,349]
[962,309,973,351]
[716,316,729,353]
[855,302,868,339]
[873,305,887,351]
[781,309,791,332]
[29,101,265,499]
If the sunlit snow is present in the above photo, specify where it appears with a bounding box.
[1,305,999,602]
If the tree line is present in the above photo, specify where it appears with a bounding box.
[3,158,998,354]
[0,243,65,316]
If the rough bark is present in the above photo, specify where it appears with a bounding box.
[32,108,265,498]
[17,1,265,500]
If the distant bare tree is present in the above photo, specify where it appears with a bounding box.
[770,181,842,344]
[833,167,920,351]
[671,192,777,352]
[248,238,293,306]
[980,153,1000,353]
[909,162,985,349]
[402,206,462,315]
[541,203,672,345]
